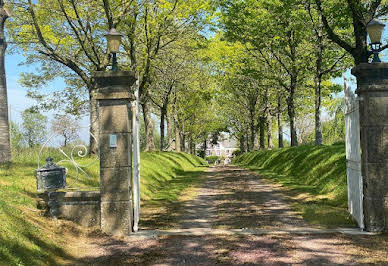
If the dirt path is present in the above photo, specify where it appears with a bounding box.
[69,166,388,265]
[178,167,219,229]
[176,166,308,230]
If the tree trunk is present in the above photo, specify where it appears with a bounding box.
[0,3,10,163]
[314,77,323,146]
[259,115,265,149]
[278,113,284,148]
[287,77,298,146]
[193,138,196,155]
[28,136,33,148]
[174,116,181,152]
[287,97,298,147]
[173,91,180,152]
[351,14,370,65]
[254,132,259,149]
[246,128,250,152]
[166,115,174,151]
[277,94,284,148]
[249,109,255,151]
[203,139,207,158]
[160,107,166,151]
[180,127,185,152]
[315,23,323,146]
[239,135,245,153]
[142,100,156,151]
[89,91,99,155]
[266,112,274,150]
[188,134,193,154]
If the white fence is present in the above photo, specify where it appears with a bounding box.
[344,78,364,230]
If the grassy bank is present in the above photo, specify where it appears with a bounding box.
[234,143,356,228]
[0,148,206,265]
[140,152,207,229]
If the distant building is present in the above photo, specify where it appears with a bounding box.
[206,138,238,158]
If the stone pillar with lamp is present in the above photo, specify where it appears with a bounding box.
[94,28,136,236]
[351,19,388,232]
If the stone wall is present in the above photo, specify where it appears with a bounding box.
[38,191,101,227]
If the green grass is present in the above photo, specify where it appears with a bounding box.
[140,152,207,200]
[140,152,207,229]
[0,148,207,265]
[0,148,71,265]
[234,143,357,228]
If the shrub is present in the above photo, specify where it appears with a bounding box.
[205,155,219,164]
[232,149,241,157]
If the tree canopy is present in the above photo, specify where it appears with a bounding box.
[5,0,386,155]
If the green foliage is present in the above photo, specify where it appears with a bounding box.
[138,115,161,152]
[313,0,388,64]
[9,122,23,149]
[322,95,345,144]
[21,109,47,148]
[205,155,219,164]
[7,0,214,116]
[231,149,241,156]
[234,144,355,227]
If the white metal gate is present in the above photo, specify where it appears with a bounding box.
[344,78,364,229]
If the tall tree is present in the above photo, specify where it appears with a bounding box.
[221,0,313,146]
[304,1,350,145]
[113,0,214,151]
[314,0,388,64]
[51,114,79,147]
[21,108,47,147]
[0,0,11,163]
[207,36,266,151]
[8,0,116,154]
[9,0,213,152]
[10,121,23,149]
[149,40,197,151]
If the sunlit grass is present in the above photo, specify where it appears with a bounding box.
[139,151,208,229]
[234,144,356,228]
[0,148,70,265]
[0,147,207,265]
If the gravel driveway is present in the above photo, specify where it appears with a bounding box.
[70,166,388,265]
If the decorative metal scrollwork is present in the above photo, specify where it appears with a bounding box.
[38,126,99,189]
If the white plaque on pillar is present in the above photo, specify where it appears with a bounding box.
[109,134,117,148]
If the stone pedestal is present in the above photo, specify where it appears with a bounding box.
[94,71,136,236]
[352,63,388,232]
[38,191,101,227]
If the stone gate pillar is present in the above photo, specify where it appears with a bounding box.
[352,63,388,232]
[94,71,136,235]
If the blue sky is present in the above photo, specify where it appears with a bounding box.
[6,53,35,122]
[6,53,71,120]
[6,52,90,144]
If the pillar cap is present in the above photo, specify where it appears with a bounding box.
[351,63,388,95]
[93,71,136,100]
[93,71,136,87]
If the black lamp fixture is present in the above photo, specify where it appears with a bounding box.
[367,19,386,63]
[105,28,123,71]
